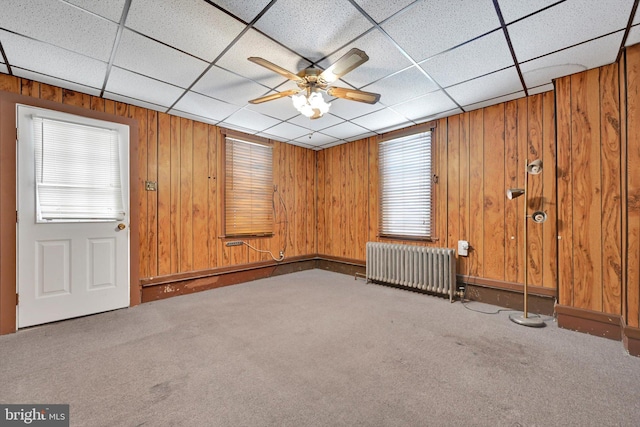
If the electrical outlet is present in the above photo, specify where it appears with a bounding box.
[458,240,469,257]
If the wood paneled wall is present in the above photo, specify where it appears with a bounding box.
[624,44,640,328]
[0,75,317,283]
[555,63,624,316]
[317,94,557,292]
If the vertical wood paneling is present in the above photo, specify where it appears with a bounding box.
[296,146,307,256]
[626,45,640,327]
[483,104,506,280]
[571,69,603,311]
[307,148,316,255]
[192,121,209,270]
[527,95,544,287]
[21,80,39,97]
[0,74,20,92]
[208,125,220,269]
[599,63,622,314]
[355,140,368,260]
[458,113,470,276]
[346,143,355,259]
[447,115,460,258]
[157,113,171,276]
[131,106,148,279]
[556,76,574,306]
[515,98,529,286]
[541,91,557,290]
[40,83,62,102]
[339,144,347,256]
[90,96,105,112]
[504,100,519,283]
[469,109,484,276]
[316,150,325,254]
[179,118,193,272]
[169,116,181,272]
[147,110,158,277]
[62,89,90,109]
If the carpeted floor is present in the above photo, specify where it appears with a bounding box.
[1,269,639,426]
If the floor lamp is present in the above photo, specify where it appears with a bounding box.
[506,159,546,327]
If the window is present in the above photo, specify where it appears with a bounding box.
[224,136,273,237]
[32,116,126,222]
[379,130,432,239]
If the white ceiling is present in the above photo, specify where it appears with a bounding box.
[0,0,638,150]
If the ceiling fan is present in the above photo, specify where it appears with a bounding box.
[247,48,381,119]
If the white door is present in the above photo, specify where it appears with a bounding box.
[17,105,130,328]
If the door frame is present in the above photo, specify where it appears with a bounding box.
[0,90,140,334]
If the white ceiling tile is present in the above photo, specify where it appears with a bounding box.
[286,139,319,150]
[528,83,554,96]
[626,24,640,47]
[463,91,525,111]
[0,63,7,74]
[104,92,166,112]
[255,131,286,143]
[168,109,220,126]
[63,0,127,22]
[520,32,623,88]
[192,65,269,107]
[382,0,501,62]
[217,29,311,88]
[318,30,412,89]
[351,107,411,132]
[321,121,371,139]
[294,132,339,146]
[635,10,640,25]
[420,30,514,88]
[261,122,309,140]
[218,123,261,135]
[345,131,376,142]
[318,139,350,149]
[353,0,416,23]
[328,98,384,120]
[210,0,273,23]
[221,108,281,133]
[1,30,107,89]
[105,67,184,108]
[391,90,458,122]
[446,67,523,107]
[497,0,559,24]
[508,0,633,62]
[172,91,240,122]
[13,68,101,96]
[0,0,117,62]
[288,113,345,131]
[414,108,464,124]
[254,0,373,62]
[114,29,209,88]
[364,66,438,106]
[246,93,300,121]
[125,0,245,62]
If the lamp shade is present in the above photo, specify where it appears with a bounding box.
[506,188,525,200]
[527,159,543,175]
[531,211,547,223]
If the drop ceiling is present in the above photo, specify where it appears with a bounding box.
[0,0,638,150]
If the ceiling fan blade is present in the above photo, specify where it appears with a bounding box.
[248,57,303,82]
[327,87,380,104]
[319,48,369,83]
[248,89,300,104]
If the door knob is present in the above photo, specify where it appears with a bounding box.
[117,223,126,230]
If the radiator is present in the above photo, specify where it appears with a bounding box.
[366,242,457,302]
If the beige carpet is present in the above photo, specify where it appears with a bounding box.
[1,269,639,426]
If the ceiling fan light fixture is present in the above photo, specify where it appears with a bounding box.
[292,91,331,118]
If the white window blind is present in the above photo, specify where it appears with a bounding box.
[225,137,273,236]
[33,117,125,222]
[379,131,432,239]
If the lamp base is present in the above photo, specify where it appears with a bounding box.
[509,312,546,327]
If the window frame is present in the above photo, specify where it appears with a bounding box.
[378,123,437,242]
[221,130,274,238]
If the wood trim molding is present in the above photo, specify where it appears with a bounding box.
[457,274,557,298]
[556,304,622,341]
[0,90,140,334]
[378,121,437,143]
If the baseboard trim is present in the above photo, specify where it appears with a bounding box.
[555,304,622,341]
[622,318,640,357]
